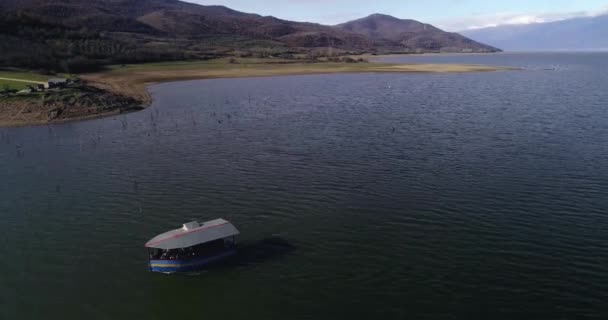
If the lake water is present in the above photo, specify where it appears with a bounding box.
[1,53,607,319]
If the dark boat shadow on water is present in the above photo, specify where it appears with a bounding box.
[235,235,296,265]
[178,235,296,276]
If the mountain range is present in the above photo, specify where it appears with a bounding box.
[337,14,494,53]
[0,0,498,72]
[462,14,608,51]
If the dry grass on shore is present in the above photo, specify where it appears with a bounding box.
[1,57,514,127]
[82,58,513,104]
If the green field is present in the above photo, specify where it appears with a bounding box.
[0,71,49,82]
[0,71,49,90]
[107,57,294,72]
[0,79,31,90]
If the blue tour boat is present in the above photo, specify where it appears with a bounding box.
[145,219,240,273]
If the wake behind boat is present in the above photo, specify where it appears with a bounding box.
[145,219,240,274]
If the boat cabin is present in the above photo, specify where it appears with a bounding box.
[145,219,240,273]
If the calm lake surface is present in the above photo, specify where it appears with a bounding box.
[1,53,607,319]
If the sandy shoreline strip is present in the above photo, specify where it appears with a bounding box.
[82,61,514,106]
[1,59,516,127]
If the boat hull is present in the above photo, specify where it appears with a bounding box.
[149,249,237,273]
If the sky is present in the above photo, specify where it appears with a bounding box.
[189,0,608,31]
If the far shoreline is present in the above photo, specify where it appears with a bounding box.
[1,57,517,128]
[82,57,515,107]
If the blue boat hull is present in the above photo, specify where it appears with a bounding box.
[149,249,237,273]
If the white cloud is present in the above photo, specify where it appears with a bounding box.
[436,6,608,32]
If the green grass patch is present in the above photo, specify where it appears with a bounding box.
[107,57,296,72]
[108,60,221,72]
[0,71,79,91]
[0,70,49,90]
[0,71,49,83]
[0,79,32,90]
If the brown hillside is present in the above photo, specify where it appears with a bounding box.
[337,13,500,52]
[0,1,500,72]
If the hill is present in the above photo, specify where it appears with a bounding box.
[337,14,500,53]
[461,14,608,51]
[0,1,499,73]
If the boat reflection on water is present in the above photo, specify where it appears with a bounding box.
[234,235,295,266]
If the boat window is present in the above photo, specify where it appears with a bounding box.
[149,248,163,259]
[149,239,232,260]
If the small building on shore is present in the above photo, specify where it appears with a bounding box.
[45,78,68,89]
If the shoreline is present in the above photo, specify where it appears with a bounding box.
[82,59,514,106]
[1,59,516,128]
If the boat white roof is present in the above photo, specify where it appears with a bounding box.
[145,219,240,250]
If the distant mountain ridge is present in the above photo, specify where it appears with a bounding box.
[0,0,368,45]
[337,14,499,53]
[0,0,499,72]
[462,14,608,51]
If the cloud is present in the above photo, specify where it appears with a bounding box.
[436,7,608,31]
